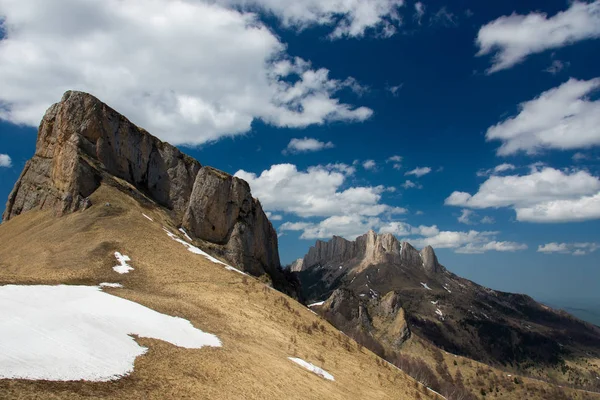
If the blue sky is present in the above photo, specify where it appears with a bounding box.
[1,0,599,307]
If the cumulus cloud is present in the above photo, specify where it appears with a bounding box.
[0,0,372,146]
[414,2,425,25]
[486,78,600,156]
[458,209,495,225]
[386,155,402,169]
[446,167,600,222]
[538,242,599,256]
[362,160,377,170]
[405,166,432,177]
[265,212,283,221]
[283,137,334,154]
[477,163,516,177]
[218,0,405,38]
[455,241,528,254]
[402,180,421,189]
[387,84,404,96]
[572,152,589,161]
[235,163,404,218]
[476,1,600,73]
[0,154,11,167]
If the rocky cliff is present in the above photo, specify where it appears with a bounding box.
[3,91,285,283]
[298,230,441,275]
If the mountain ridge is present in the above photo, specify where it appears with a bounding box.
[3,90,295,294]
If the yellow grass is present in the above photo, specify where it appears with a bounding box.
[0,183,442,400]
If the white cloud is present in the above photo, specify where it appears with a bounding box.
[477,163,516,177]
[234,163,405,218]
[415,210,424,216]
[283,137,334,154]
[219,0,405,39]
[572,152,589,161]
[265,212,283,221]
[544,59,569,75]
[446,167,600,222]
[431,7,457,27]
[0,154,11,167]
[476,1,600,73]
[402,180,421,189]
[362,160,377,170]
[516,192,600,223]
[538,242,599,255]
[458,209,475,225]
[480,216,495,224]
[486,78,600,156]
[414,2,425,25]
[387,83,404,96]
[0,0,372,146]
[386,155,402,169]
[455,241,528,254]
[405,166,431,177]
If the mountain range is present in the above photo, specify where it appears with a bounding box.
[1,91,599,400]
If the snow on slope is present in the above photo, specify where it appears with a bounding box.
[163,228,247,275]
[0,285,221,381]
[288,357,335,381]
[113,252,133,274]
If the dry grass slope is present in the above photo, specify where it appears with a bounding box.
[0,183,443,400]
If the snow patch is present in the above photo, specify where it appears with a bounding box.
[308,301,325,308]
[0,285,221,381]
[288,357,334,381]
[164,228,247,276]
[436,308,443,317]
[178,228,193,242]
[142,213,153,222]
[420,282,432,290]
[431,300,438,305]
[113,252,133,274]
[100,283,123,288]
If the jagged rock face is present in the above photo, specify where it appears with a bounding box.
[299,230,437,275]
[3,91,281,280]
[320,288,410,349]
[303,236,359,268]
[289,258,304,272]
[420,245,441,274]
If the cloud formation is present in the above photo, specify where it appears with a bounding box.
[235,163,404,218]
[284,137,334,154]
[486,78,600,156]
[0,0,372,146]
[405,167,432,177]
[538,242,599,256]
[218,0,405,38]
[476,1,600,73]
[0,154,11,168]
[446,167,600,223]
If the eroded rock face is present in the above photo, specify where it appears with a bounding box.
[420,245,442,274]
[3,91,282,281]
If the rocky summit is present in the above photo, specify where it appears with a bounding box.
[296,230,600,395]
[3,91,286,286]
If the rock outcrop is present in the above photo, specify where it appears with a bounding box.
[299,230,441,274]
[3,91,283,283]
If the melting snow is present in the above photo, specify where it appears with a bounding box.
[164,228,247,275]
[420,282,432,290]
[443,285,452,294]
[288,357,334,381]
[436,308,443,317]
[431,300,438,305]
[113,252,133,274]
[308,301,325,308]
[100,283,123,288]
[178,228,193,242]
[142,213,153,222]
[0,285,221,381]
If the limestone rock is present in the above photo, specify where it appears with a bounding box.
[3,90,283,284]
[420,245,443,274]
[289,258,304,272]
